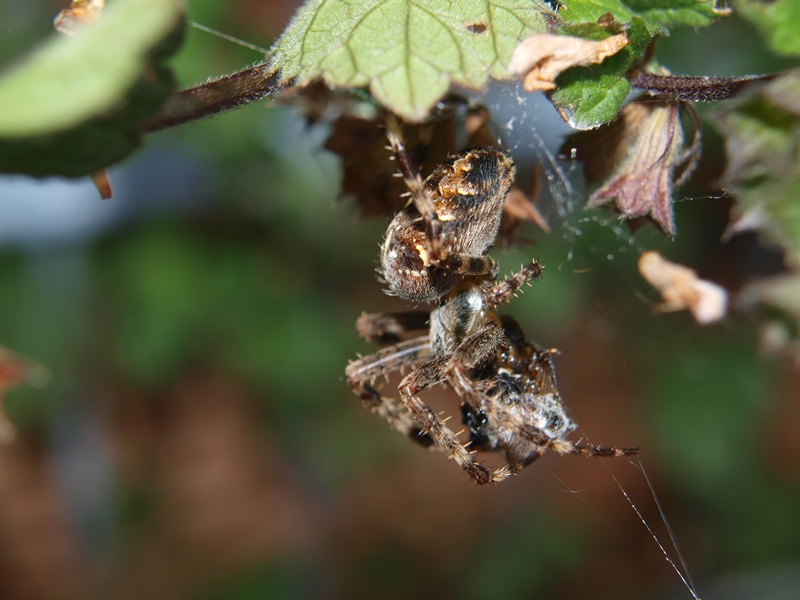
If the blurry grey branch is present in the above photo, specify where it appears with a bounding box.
[629,71,778,102]
[143,63,284,133]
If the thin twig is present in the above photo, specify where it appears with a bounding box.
[142,63,285,133]
[629,71,776,102]
[141,64,778,133]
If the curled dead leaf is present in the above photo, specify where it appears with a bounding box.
[501,158,550,239]
[509,33,628,92]
[582,100,699,235]
[638,251,727,324]
[504,186,550,234]
[323,106,499,217]
[54,0,105,35]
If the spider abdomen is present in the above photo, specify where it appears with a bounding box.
[380,148,515,304]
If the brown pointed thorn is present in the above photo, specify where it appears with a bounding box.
[91,169,112,199]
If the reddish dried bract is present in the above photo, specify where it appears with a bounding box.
[585,101,696,235]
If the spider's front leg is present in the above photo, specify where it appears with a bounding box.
[398,324,515,484]
[385,116,444,259]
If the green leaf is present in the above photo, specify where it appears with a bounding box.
[734,0,800,56]
[709,70,800,265]
[269,0,550,122]
[559,0,723,32]
[551,72,630,130]
[0,0,185,177]
[546,0,726,128]
[549,17,649,129]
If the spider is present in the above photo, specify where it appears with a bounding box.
[346,119,638,484]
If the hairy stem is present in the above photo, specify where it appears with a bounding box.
[143,63,284,133]
[141,63,779,133]
[629,71,777,102]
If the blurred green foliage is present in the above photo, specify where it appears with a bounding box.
[734,0,800,57]
[0,0,185,176]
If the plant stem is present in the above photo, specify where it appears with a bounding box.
[629,71,777,102]
[143,63,284,133]
[142,64,780,133]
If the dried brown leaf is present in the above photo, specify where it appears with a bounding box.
[563,101,651,182]
[639,251,727,324]
[509,33,628,92]
[324,114,416,217]
[504,187,549,233]
[739,273,800,362]
[53,0,105,35]
[500,158,550,239]
[463,105,496,149]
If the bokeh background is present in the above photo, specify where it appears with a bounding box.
[0,2,799,599]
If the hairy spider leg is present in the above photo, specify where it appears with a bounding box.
[356,310,430,344]
[386,115,444,259]
[397,324,522,484]
[549,439,640,459]
[346,336,434,445]
[485,260,543,308]
[451,358,638,464]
